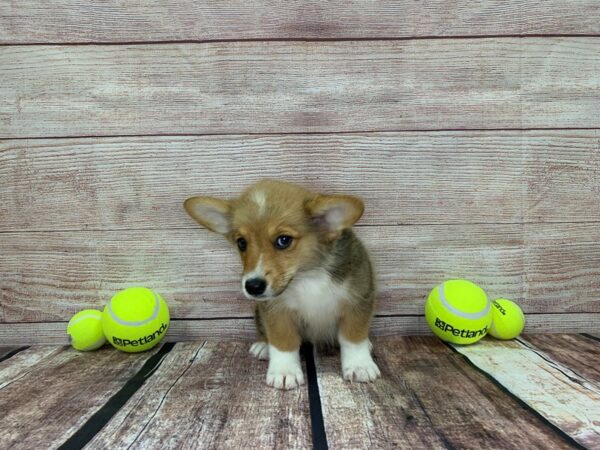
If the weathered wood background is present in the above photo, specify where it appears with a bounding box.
[1,2,599,342]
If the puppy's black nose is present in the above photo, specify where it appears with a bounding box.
[245,278,267,297]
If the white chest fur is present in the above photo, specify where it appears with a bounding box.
[282,269,349,343]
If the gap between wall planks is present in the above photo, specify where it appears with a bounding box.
[1,315,599,346]
[2,223,600,322]
[1,38,600,138]
[1,1,600,43]
[1,131,600,232]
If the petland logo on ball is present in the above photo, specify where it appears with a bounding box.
[492,302,507,316]
[113,322,168,347]
[434,318,487,338]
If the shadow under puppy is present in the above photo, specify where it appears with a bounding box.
[184,180,380,389]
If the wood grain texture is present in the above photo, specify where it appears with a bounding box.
[0,320,258,345]
[519,335,600,387]
[0,346,62,389]
[2,1,600,43]
[2,38,600,138]
[2,131,600,232]
[454,338,600,448]
[0,345,158,450]
[2,315,598,345]
[85,341,311,449]
[315,336,577,449]
[2,223,600,322]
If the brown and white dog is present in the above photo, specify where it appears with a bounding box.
[184,180,380,389]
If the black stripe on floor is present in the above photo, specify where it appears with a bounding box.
[302,342,329,450]
[58,342,176,450]
[582,333,600,343]
[444,342,586,450]
[0,346,30,364]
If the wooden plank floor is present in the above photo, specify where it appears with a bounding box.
[0,335,598,449]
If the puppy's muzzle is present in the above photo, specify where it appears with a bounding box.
[245,278,267,297]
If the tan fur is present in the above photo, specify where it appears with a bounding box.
[261,304,302,352]
[338,301,374,343]
[184,179,376,353]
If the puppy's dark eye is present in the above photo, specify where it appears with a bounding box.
[274,235,293,250]
[237,238,247,252]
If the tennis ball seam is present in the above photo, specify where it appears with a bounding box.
[68,314,102,328]
[439,283,490,319]
[489,320,498,336]
[108,290,160,326]
[79,335,107,351]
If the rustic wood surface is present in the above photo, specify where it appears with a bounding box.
[84,341,311,449]
[315,336,578,449]
[2,1,600,43]
[2,131,600,232]
[0,337,597,449]
[2,39,600,138]
[0,346,63,389]
[454,338,600,448]
[2,313,599,346]
[2,223,599,322]
[0,345,158,450]
[521,334,600,386]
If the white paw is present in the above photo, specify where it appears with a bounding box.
[250,341,269,360]
[266,345,305,390]
[339,336,381,383]
[342,358,381,382]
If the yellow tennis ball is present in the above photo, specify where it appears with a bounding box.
[425,279,492,345]
[489,298,525,339]
[102,287,170,353]
[67,309,106,351]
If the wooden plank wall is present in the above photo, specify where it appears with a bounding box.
[1,2,600,343]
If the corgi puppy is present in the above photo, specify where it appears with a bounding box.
[184,180,380,389]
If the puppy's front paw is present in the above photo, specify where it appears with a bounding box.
[342,358,381,383]
[249,341,269,360]
[267,365,305,390]
[339,337,381,383]
[266,345,305,390]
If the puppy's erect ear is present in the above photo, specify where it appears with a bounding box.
[184,196,232,234]
[305,194,364,236]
